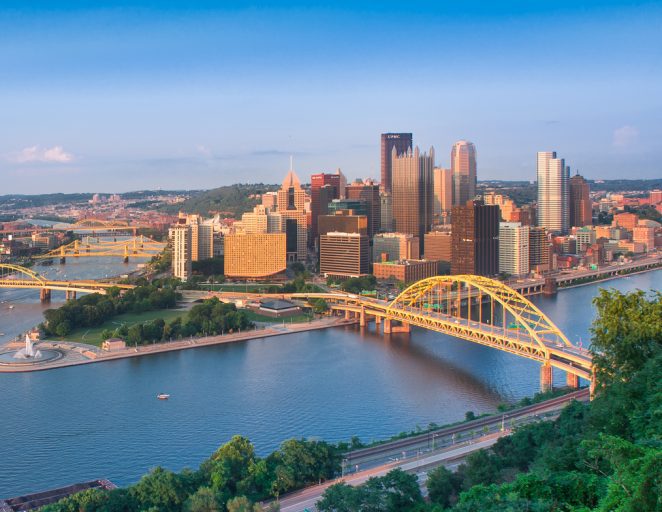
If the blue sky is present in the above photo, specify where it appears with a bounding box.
[1,1,660,193]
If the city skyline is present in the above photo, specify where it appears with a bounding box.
[1,1,661,193]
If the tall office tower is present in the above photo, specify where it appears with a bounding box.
[451,141,477,206]
[224,233,286,278]
[185,214,214,261]
[499,222,530,276]
[261,191,278,210]
[346,180,381,236]
[170,223,192,281]
[529,227,551,273]
[380,133,413,193]
[379,192,393,232]
[310,173,340,244]
[391,146,434,255]
[451,200,499,276]
[277,168,308,262]
[432,167,453,224]
[537,151,570,234]
[335,168,347,199]
[320,232,370,279]
[569,173,592,228]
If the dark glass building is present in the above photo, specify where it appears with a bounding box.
[451,200,499,276]
[310,173,341,245]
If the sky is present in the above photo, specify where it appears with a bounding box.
[1,1,661,193]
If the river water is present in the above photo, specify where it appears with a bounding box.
[0,267,659,497]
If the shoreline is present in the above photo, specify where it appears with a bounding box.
[555,265,661,292]
[0,317,358,373]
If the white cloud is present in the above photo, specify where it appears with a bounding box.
[10,145,75,163]
[195,144,212,158]
[612,125,639,149]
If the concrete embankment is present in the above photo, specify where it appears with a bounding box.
[0,317,358,373]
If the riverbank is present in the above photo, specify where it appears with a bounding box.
[555,263,661,291]
[0,316,357,373]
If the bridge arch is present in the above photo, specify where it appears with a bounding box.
[0,264,47,285]
[387,275,572,355]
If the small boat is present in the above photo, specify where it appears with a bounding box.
[0,333,5,336]
[8,305,14,310]
[157,393,170,400]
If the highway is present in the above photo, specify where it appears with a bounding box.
[267,389,589,512]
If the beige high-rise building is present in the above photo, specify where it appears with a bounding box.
[261,192,278,210]
[372,232,419,262]
[499,222,530,276]
[277,169,308,262]
[391,146,434,255]
[239,205,283,234]
[537,151,569,234]
[451,141,477,206]
[433,167,452,224]
[424,230,452,262]
[224,233,286,278]
[171,223,192,281]
[379,192,393,232]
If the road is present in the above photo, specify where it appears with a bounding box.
[267,389,589,512]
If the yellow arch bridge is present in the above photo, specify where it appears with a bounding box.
[33,236,166,263]
[291,275,593,393]
[0,264,135,301]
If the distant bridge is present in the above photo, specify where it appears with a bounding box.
[0,264,135,301]
[0,218,153,235]
[289,275,594,393]
[33,236,165,263]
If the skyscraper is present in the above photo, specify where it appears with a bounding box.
[346,179,381,236]
[569,173,592,228]
[380,133,413,193]
[499,222,530,276]
[277,168,307,261]
[432,167,453,224]
[391,146,434,255]
[310,173,340,245]
[451,200,499,276]
[537,151,570,234]
[451,141,477,206]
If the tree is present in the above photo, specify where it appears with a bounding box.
[226,495,262,512]
[129,466,189,512]
[208,436,256,497]
[590,289,661,388]
[184,487,219,512]
[317,483,361,512]
[427,465,462,508]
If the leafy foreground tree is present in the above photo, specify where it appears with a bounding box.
[317,469,424,512]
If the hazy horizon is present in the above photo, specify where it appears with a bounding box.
[1,1,661,194]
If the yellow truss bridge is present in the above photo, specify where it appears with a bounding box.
[55,218,150,233]
[291,275,594,392]
[0,264,135,301]
[33,236,166,262]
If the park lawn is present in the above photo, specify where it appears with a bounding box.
[242,310,313,324]
[63,309,187,346]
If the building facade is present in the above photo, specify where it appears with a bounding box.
[432,167,453,224]
[380,133,413,193]
[499,222,530,276]
[346,180,381,237]
[391,146,434,255]
[373,259,438,283]
[569,174,592,228]
[537,151,570,234]
[372,232,419,262]
[277,169,308,262]
[451,200,499,276]
[319,232,370,278]
[310,173,341,245]
[451,141,477,206]
[224,233,286,278]
[424,230,452,262]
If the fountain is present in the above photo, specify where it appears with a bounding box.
[13,334,43,359]
[0,333,63,366]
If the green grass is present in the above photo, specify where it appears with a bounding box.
[242,310,314,324]
[61,309,187,346]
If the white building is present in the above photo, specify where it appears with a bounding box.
[170,223,192,281]
[537,151,569,234]
[499,222,530,276]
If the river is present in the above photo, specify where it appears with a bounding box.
[0,267,659,497]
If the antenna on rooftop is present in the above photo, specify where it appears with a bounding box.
[289,155,293,172]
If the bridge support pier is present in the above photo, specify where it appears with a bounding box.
[345,310,351,320]
[540,362,553,392]
[383,318,392,334]
[60,256,66,264]
[65,290,77,301]
[566,373,579,389]
[39,288,51,302]
[359,307,366,327]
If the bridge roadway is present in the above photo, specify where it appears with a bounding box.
[290,277,593,390]
[271,389,589,512]
[0,264,134,300]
